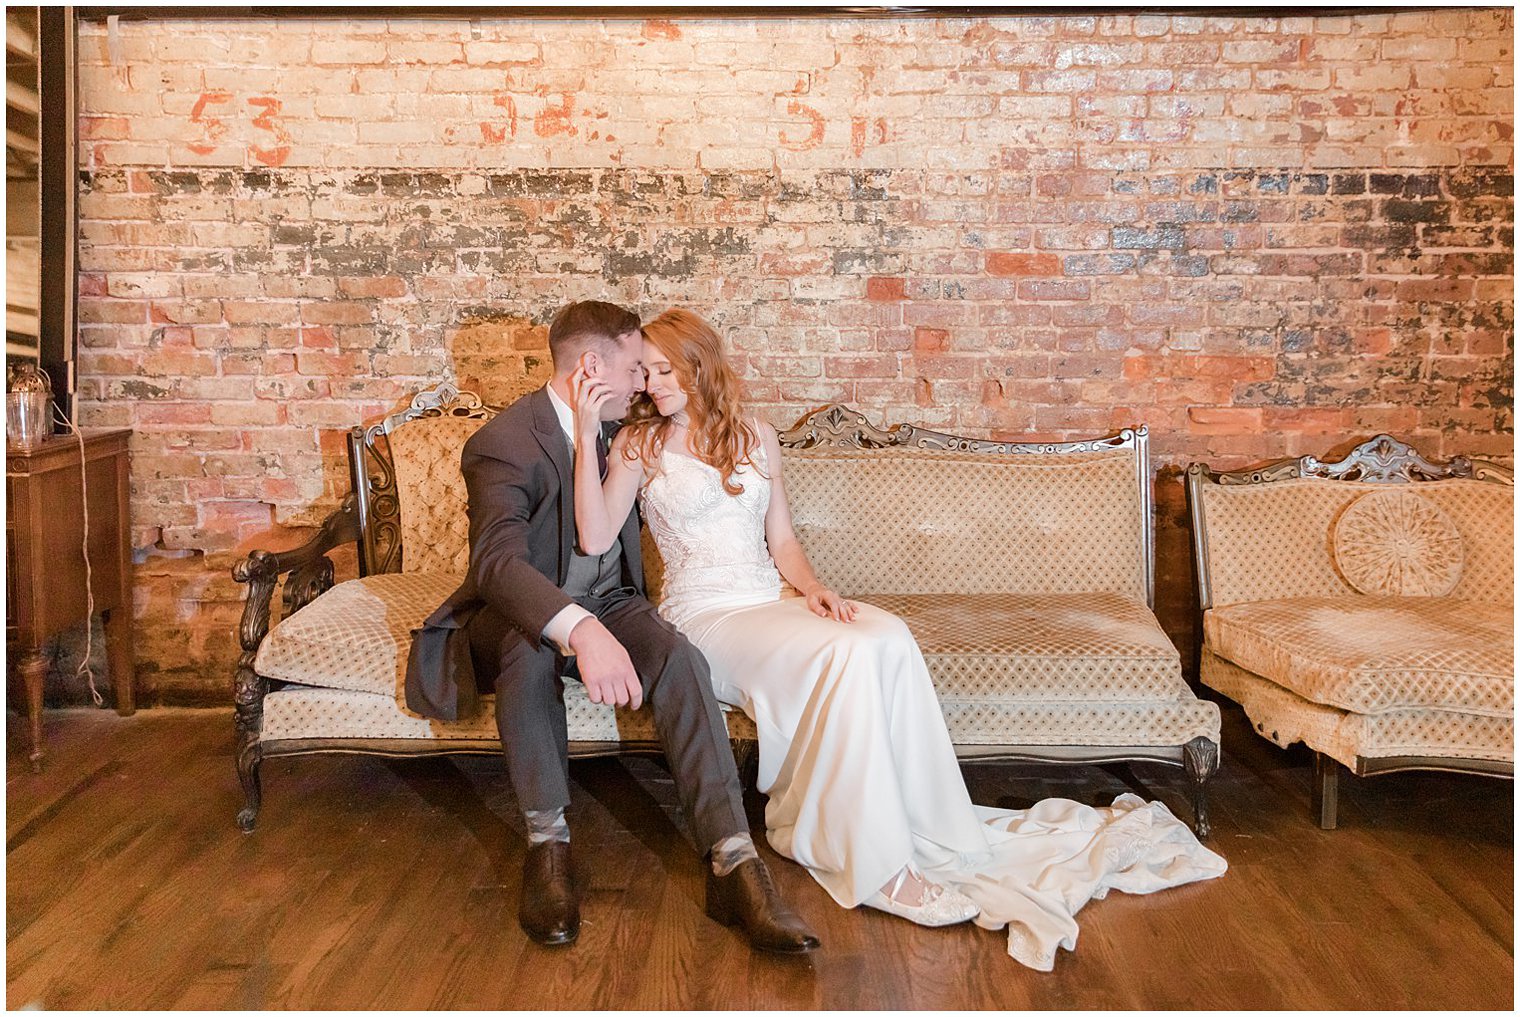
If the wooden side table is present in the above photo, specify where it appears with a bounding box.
[6,428,135,770]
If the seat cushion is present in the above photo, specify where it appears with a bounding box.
[253,570,761,742]
[1202,649,1512,768]
[855,592,1190,703]
[261,684,757,743]
[254,571,464,697]
[1204,597,1513,718]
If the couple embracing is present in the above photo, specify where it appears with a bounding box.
[407,300,1225,970]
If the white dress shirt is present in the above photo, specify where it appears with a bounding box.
[540,383,594,654]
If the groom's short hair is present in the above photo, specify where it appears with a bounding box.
[548,301,641,369]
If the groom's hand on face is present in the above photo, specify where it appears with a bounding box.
[567,616,643,711]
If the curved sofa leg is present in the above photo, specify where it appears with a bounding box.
[1312,752,1339,830]
[234,657,266,833]
[730,737,760,794]
[1182,736,1219,840]
[236,734,263,833]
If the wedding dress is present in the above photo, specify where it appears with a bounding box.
[638,440,1227,970]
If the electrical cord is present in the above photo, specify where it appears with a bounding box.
[50,402,104,708]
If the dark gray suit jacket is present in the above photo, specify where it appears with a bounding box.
[404,387,642,721]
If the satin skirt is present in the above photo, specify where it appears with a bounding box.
[669,590,1227,970]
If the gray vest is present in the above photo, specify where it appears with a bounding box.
[563,538,623,599]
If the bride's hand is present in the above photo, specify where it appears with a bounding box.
[807,587,857,623]
[570,365,613,445]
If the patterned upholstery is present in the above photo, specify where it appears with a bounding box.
[1204,597,1513,718]
[256,408,1217,774]
[1197,477,1512,608]
[389,415,486,575]
[255,572,464,698]
[254,569,760,743]
[1421,482,1514,606]
[264,684,757,743]
[940,699,1220,748]
[1202,650,1512,767]
[1330,489,1464,597]
[781,447,1146,599]
[857,592,1189,703]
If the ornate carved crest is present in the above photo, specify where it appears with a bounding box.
[777,402,1141,456]
[379,382,495,436]
[1195,433,1513,487]
[777,404,900,449]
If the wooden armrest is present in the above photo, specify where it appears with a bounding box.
[231,494,362,653]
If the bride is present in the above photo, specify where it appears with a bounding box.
[569,308,1226,969]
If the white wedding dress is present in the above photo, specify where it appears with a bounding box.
[639,441,1227,970]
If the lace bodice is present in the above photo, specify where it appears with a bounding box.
[640,441,784,625]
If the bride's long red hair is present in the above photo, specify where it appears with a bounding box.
[622,309,761,496]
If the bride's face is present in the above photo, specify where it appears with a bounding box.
[642,338,690,419]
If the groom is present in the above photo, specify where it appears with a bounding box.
[406,300,817,953]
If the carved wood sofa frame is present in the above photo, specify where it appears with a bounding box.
[1186,434,1514,828]
[230,385,666,834]
[777,403,1216,839]
[235,387,1214,835]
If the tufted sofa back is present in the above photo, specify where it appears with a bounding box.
[371,395,1154,606]
[387,414,488,575]
[1192,474,1513,610]
[780,447,1149,600]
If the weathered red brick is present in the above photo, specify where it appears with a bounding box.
[64,10,1514,707]
[1186,406,1264,434]
[986,252,1063,277]
[913,327,950,353]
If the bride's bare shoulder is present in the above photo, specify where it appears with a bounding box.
[749,416,783,460]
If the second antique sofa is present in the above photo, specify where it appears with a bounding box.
[233,389,1219,835]
[1188,435,1514,828]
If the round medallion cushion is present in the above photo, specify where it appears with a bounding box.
[1331,488,1465,597]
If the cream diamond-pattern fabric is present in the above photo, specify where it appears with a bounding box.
[780,447,1145,598]
[1422,482,1513,606]
[389,415,486,575]
[1331,489,1464,597]
[855,592,1188,702]
[263,685,756,743]
[253,568,760,742]
[1198,476,1512,608]
[263,686,503,740]
[1202,650,1512,767]
[255,572,464,697]
[264,688,1214,751]
[938,700,1220,747]
[1204,597,1513,717]
[1198,478,1371,607]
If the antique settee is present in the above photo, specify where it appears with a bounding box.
[233,387,1220,835]
[1187,435,1514,828]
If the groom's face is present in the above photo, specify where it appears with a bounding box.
[587,330,645,420]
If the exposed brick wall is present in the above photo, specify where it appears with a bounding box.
[66,11,1512,704]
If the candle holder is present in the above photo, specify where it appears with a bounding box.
[6,362,55,452]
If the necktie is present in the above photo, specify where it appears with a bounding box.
[596,431,608,480]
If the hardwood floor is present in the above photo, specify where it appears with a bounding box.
[7,702,1512,1009]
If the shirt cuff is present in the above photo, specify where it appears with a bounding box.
[542,603,594,656]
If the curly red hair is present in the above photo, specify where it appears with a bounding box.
[621,309,762,496]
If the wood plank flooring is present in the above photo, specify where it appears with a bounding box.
[6,702,1512,1009]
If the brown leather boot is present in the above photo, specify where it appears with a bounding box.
[519,841,579,946]
[706,857,820,953]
